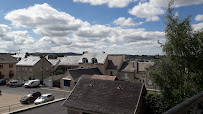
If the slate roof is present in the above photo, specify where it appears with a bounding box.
[16,56,41,66]
[68,68,102,81]
[58,56,81,66]
[12,53,25,60]
[62,78,144,114]
[47,59,60,66]
[78,52,108,64]
[119,61,136,73]
[138,62,154,72]
[80,74,118,81]
[0,54,18,63]
[107,56,123,69]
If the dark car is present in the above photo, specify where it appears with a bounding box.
[0,90,1,95]
[20,92,41,104]
[0,79,8,86]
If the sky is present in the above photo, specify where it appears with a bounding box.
[0,0,203,55]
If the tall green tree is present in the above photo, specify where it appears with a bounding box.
[148,0,203,103]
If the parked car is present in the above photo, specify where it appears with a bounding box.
[24,79,40,88]
[0,79,8,86]
[0,90,1,95]
[9,80,24,87]
[6,81,10,86]
[34,93,54,105]
[20,91,41,104]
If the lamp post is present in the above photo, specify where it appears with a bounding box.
[40,55,44,85]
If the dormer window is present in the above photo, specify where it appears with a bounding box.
[82,58,88,63]
[91,58,98,64]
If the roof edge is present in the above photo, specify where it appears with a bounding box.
[134,83,144,114]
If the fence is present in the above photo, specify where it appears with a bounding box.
[0,103,31,113]
[164,91,203,114]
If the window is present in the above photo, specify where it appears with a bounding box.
[46,67,49,72]
[82,58,88,63]
[91,58,98,64]
[110,71,113,76]
[64,80,70,87]
[9,70,14,78]
[9,64,13,68]
[83,112,90,114]
[0,65,3,69]
[30,68,32,72]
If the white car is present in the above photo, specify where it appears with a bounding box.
[34,93,54,105]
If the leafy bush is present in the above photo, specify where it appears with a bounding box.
[54,70,63,75]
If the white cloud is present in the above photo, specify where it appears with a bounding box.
[195,14,203,21]
[0,24,36,53]
[113,17,143,27]
[73,0,135,8]
[129,0,203,22]
[1,3,166,54]
[129,2,165,22]
[193,22,203,31]
[5,3,90,37]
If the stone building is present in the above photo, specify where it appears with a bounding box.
[16,56,52,81]
[106,55,124,76]
[0,54,18,79]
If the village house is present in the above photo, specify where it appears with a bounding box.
[78,51,108,75]
[106,55,124,76]
[136,61,155,85]
[62,78,146,114]
[16,56,52,81]
[0,54,18,79]
[57,56,81,72]
[60,68,102,90]
[118,61,137,82]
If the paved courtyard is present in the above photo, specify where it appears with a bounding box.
[0,86,70,113]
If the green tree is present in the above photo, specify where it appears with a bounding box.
[148,0,203,108]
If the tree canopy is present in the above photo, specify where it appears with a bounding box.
[148,0,203,102]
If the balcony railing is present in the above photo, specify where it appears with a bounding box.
[164,91,203,114]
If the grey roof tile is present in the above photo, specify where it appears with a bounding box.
[63,78,143,114]
[67,68,102,81]
[16,56,40,66]
[119,61,136,72]
[107,56,123,69]
[58,56,81,66]
[78,52,107,64]
[47,59,60,66]
[0,54,18,63]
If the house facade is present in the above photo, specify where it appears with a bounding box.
[16,56,52,81]
[0,54,18,79]
[136,62,155,85]
[60,68,102,90]
[78,52,108,75]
